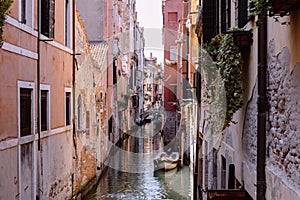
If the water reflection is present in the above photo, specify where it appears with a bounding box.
[85,124,192,200]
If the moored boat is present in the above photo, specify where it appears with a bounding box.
[153,152,179,171]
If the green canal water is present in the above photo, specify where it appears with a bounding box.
[85,124,193,200]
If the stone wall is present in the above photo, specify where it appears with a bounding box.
[267,40,300,194]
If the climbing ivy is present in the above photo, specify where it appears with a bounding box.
[0,0,13,47]
[249,0,272,26]
[205,33,244,130]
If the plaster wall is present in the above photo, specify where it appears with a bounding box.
[0,50,36,140]
[3,24,37,53]
[77,0,104,42]
[0,147,18,199]
[40,131,73,199]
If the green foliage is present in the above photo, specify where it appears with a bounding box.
[205,33,244,130]
[249,0,272,26]
[0,0,13,46]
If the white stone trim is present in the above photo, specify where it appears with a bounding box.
[19,135,35,145]
[40,35,73,53]
[2,42,38,59]
[0,127,72,151]
[0,139,18,151]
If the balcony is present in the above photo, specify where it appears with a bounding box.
[269,0,300,16]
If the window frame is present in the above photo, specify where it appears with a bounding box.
[18,81,35,138]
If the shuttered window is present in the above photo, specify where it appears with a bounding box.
[41,0,55,38]
[238,0,248,28]
[202,0,218,43]
[41,90,48,131]
[66,92,71,125]
[20,88,32,137]
[221,0,231,32]
[21,0,26,24]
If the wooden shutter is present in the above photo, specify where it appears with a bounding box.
[49,0,55,38]
[41,90,48,131]
[41,0,55,38]
[66,92,71,125]
[238,0,248,28]
[203,0,218,43]
[20,89,32,137]
[21,0,26,24]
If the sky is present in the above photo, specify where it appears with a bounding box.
[135,0,164,63]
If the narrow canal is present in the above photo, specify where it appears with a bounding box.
[85,122,193,200]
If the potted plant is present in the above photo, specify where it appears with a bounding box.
[227,28,253,49]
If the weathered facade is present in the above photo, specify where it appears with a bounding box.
[72,10,110,196]
[162,0,183,146]
[0,0,74,199]
[195,0,300,199]
[77,0,145,154]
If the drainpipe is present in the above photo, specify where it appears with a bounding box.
[37,0,41,151]
[72,0,77,197]
[257,7,268,200]
[37,0,41,199]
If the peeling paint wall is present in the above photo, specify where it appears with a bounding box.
[0,147,18,199]
[40,132,73,199]
[72,11,110,195]
[266,40,300,198]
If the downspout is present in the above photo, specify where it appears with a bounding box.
[37,0,41,198]
[194,40,201,200]
[37,1,41,150]
[72,0,76,196]
[186,29,189,83]
[257,7,268,200]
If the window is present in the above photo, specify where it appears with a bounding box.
[86,111,90,129]
[41,0,55,38]
[202,0,219,43]
[168,12,178,22]
[65,91,71,126]
[20,88,32,137]
[221,156,226,189]
[113,58,117,85]
[228,164,235,189]
[238,0,249,28]
[170,46,177,61]
[221,0,231,32]
[41,90,48,131]
[78,95,82,130]
[20,0,33,26]
[65,0,71,47]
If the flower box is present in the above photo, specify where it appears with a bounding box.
[228,30,253,49]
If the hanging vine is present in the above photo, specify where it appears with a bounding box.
[0,0,13,47]
[205,33,244,130]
